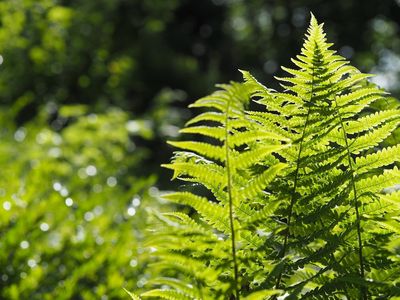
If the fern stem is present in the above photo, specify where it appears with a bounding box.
[225,96,240,300]
[275,106,311,291]
[333,98,368,300]
[275,66,315,290]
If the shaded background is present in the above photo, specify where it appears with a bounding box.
[0,0,400,299]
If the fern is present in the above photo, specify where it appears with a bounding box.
[140,82,289,299]
[131,14,400,299]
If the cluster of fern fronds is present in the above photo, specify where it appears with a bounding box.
[129,15,400,299]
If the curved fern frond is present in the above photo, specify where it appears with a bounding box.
[124,288,142,300]
[141,289,193,300]
[355,144,400,174]
[163,192,230,233]
[143,82,289,299]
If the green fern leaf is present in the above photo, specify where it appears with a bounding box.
[124,288,142,300]
[141,289,193,300]
[141,13,400,300]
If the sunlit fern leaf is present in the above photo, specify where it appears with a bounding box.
[239,163,287,200]
[242,13,400,299]
[141,289,193,300]
[142,81,289,299]
[355,144,400,174]
[162,192,230,233]
[124,288,141,300]
[243,289,284,300]
[146,278,201,299]
[167,141,226,162]
[139,13,400,300]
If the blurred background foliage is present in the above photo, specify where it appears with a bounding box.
[0,0,400,298]
[0,105,157,299]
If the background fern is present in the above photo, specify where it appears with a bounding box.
[130,15,400,300]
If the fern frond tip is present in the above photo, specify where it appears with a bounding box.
[123,288,141,300]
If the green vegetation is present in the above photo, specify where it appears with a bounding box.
[0,1,400,299]
[0,105,155,299]
[133,16,400,299]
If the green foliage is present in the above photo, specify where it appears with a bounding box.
[0,0,217,110]
[0,105,154,299]
[1,0,399,191]
[132,15,400,299]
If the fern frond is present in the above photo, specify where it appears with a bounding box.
[357,167,400,195]
[185,111,225,126]
[142,13,400,300]
[228,130,290,147]
[240,163,287,200]
[146,277,200,299]
[124,288,142,300]
[162,192,230,233]
[249,14,400,299]
[162,162,226,192]
[143,80,290,299]
[345,120,400,154]
[141,289,193,300]
[179,126,226,141]
[355,144,400,174]
[345,110,399,134]
[167,141,225,162]
[232,145,288,170]
[243,289,283,300]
